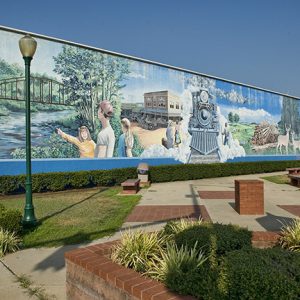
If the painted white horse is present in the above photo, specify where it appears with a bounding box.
[291,131,300,153]
[276,125,291,154]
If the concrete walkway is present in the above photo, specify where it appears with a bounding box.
[0,171,299,299]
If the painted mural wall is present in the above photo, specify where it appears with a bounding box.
[0,28,300,164]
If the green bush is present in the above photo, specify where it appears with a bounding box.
[149,160,300,183]
[174,223,252,256]
[0,204,22,234]
[217,248,300,299]
[1,160,299,194]
[165,260,220,300]
[165,247,300,300]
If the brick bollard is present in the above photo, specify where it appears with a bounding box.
[235,180,264,215]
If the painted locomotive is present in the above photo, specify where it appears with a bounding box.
[121,90,182,130]
[188,89,220,163]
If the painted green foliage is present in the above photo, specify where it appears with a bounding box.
[53,45,130,133]
[0,58,23,79]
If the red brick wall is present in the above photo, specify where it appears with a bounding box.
[235,180,264,215]
[65,242,195,300]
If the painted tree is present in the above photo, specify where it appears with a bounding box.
[53,46,130,132]
[228,112,234,123]
[233,113,240,123]
[0,59,23,80]
[280,96,300,136]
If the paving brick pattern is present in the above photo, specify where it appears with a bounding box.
[126,205,203,222]
[198,191,235,199]
[278,205,300,217]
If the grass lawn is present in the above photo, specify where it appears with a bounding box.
[0,187,140,248]
[261,174,290,184]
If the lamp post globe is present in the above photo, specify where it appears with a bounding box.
[19,34,37,58]
[19,34,37,227]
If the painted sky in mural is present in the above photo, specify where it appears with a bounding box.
[0,28,300,163]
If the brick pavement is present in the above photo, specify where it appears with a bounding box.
[278,205,300,217]
[126,205,203,222]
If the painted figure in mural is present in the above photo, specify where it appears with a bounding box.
[222,123,230,146]
[56,126,96,158]
[95,101,116,158]
[291,131,300,153]
[118,118,134,157]
[166,120,174,149]
[174,121,182,147]
[276,124,291,155]
[161,138,168,149]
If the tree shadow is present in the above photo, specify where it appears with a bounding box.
[39,187,109,223]
[32,229,114,272]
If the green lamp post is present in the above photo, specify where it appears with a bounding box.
[19,34,37,227]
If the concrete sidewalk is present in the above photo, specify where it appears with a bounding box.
[1,171,299,299]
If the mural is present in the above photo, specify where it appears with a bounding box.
[0,28,300,164]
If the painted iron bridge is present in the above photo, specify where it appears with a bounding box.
[0,76,75,106]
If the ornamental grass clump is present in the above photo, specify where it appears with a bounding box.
[111,230,167,273]
[0,228,21,257]
[146,241,207,282]
[162,218,203,238]
[278,218,300,252]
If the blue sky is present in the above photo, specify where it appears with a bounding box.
[0,0,299,97]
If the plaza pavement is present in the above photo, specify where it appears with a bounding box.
[0,171,299,299]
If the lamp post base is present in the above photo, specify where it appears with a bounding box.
[22,209,37,227]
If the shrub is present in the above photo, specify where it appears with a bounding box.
[146,242,207,282]
[1,160,300,194]
[111,230,168,273]
[174,222,252,256]
[0,205,22,234]
[162,218,203,238]
[165,247,300,300]
[149,160,300,183]
[218,248,300,299]
[278,219,300,252]
[0,228,21,257]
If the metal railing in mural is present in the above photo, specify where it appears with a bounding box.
[0,76,75,106]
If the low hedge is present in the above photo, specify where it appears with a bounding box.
[0,160,299,194]
[218,248,300,299]
[174,223,252,256]
[166,247,300,300]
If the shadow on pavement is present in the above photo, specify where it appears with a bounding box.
[256,212,295,231]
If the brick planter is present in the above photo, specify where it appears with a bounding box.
[65,230,281,300]
[251,231,280,248]
[65,241,195,300]
[235,180,264,215]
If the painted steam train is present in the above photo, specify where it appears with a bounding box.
[120,90,182,130]
[188,88,220,163]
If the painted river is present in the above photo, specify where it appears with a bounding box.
[0,110,74,159]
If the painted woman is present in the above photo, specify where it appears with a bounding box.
[118,118,134,157]
[56,126,96,158]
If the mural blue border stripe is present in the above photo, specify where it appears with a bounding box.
[1,156,299,176]
[0,158,182,176]
[227,155,300,162]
